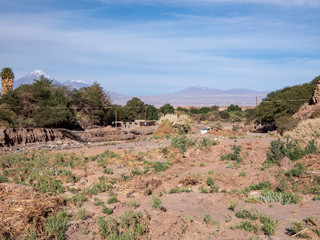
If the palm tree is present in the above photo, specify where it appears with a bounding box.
[1,67,15,96]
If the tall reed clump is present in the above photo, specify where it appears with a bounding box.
[156,114,192,134]
[285,118,320,148]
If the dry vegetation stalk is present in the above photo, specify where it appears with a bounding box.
[0,183,65,239]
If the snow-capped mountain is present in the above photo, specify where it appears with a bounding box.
[14,70,61,89]
[13,70,91,90]
[62,80,90,90]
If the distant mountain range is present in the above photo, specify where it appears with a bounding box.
[13,70,90,90]
[134,86,269,107]
[9,70,269,106]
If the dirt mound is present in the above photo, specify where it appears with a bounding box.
[0,128,65,147]
[0,183,65,239]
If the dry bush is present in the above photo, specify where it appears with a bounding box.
[285,118,320,148]
[155,114,192,135]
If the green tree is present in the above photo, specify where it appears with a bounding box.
[145,104,159,120]
[72,82,111,126]
[211,105,219,111]
[256,76,319,125]
[189,107,199,114]
[227,104,242,112]
[177,107,189,113]
[33,89,76,128]
[199,107,211,114]
[125,97,146,121]
[160,103,174,115]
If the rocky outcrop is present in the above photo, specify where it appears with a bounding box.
[312,80,320,104]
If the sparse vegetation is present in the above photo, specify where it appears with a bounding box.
[221,145,242,162]
[204,213,218,225]
[44,210,70,240]
[97,210,149,239]
[151,195,162,210]
[234,208,277,236]
[229,201,238,211]
[263,138,317,168]
[170,135,195,153]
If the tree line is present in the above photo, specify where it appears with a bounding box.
[0,75,179,129]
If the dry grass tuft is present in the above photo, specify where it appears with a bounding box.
[154,114,192,136]
[157,114,192,127]
[153,120,176,136]
[285,118,320,148]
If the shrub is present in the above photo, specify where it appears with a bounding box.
[97,211,149,239]
[131,167,143,175]
[39,178,65,195]
[107,197,119,204]
[152,161,170,172]
[78,208,88,220]
[151,195,162,210]
[259,190,300,205]
[286,163,306,177]
[235,221,259,234]
[102,205,113,215]
[264,138,317,167]
[260,215,276,236]
[220,145,242,162]
[288,220,310,238]
[282,192,300,204]
[204,213,218,225]
[71,195,88,207]
[229,201,238,211]
[235,209,259,221]
[168,187,192,194]
[206,177,214,186]
[209,185,219,193]
[199,185,209,194]
[145,188,152,195]
[199,137,218,148]
[245,181,272,192]
[171,136,195,153]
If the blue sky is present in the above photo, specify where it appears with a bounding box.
[0,0,319,95]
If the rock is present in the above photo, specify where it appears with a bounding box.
[280,156,294,170]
